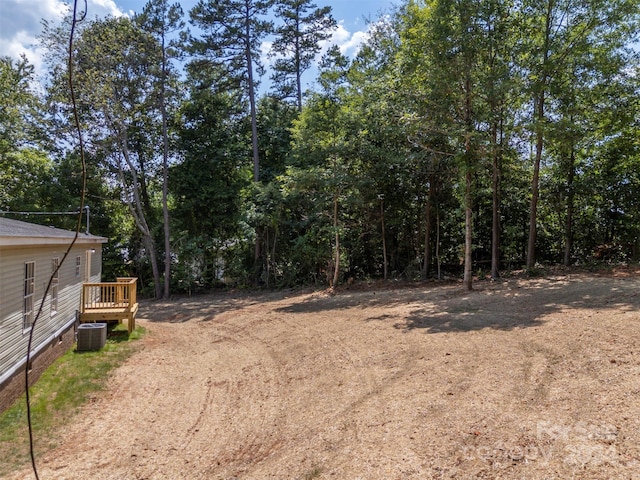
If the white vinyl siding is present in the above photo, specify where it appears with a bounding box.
[0,243,104,387]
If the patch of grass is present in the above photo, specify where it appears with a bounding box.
[301,466,323,480]
[0,325,145,476]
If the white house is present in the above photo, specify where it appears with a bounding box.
[0,217,107,411]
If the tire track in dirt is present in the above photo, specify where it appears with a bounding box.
[167,310,299,477]
[183,376,215,446]
[6,275,640,480]
[238,304,429,478]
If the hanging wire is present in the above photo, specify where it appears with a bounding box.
[25,1,88,478]
[0,210,83,215]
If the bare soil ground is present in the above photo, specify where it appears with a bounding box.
[7,271,640,480]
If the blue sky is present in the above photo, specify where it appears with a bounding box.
[0,0,396,84]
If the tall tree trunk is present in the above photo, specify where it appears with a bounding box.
[161,27,171,299]
[459,0,475,291]
[464,166,473,291]
[245,17,260,182]
[137,157,154,221]
[381,198,388,280]
[247,80,259,180]
[490,117,501,279]
[271,225,278,283]
[295,13,303,112]
[109,117,162,298]
[142,233,162,297]
[527,93,544,271]
[564,141,576,266]
[526,0,552,271]
[244,3,262,272]
[332,195,340,287]
[422,193,432,279]
[115,126,162,299]
[422,175,436,279]
[463,56,474,291]
[436,209,441,280]
[264,228,270,287]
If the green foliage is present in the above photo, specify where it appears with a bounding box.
[172,83,250,240]
[0,149,53,212]
[188,0,274,88]
[189,0,275,185]
[257,95,298,182]
[170,65,253,289]
[270,0,337,110]
[3,0,639,289]
[0,56,46,153]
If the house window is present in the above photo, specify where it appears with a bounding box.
[23,261,35,329]
[51,257,59,316]
[75,255,81,278]
[84,250,91,282]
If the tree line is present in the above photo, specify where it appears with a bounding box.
[1,0,639,297]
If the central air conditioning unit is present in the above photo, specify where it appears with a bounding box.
[76,323,107,351]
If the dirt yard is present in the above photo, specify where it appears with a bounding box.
[7,271,640,479]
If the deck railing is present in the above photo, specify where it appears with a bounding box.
[80,277,139,333]
[81,277,138,311]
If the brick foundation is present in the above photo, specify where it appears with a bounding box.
[0,324,76,413]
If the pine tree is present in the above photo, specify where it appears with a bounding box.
[270,0,336,111]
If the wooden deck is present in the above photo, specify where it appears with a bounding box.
[79,277,138,333]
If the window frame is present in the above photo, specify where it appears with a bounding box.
[84,250,92,282]
[51,257,59,316]
[23,261,36,330]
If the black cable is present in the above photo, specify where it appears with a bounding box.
[0,210,84,215]
[25,1,88,478]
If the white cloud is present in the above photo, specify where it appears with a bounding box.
[261,21,370,72]
[260,39,275,69]
[320,21,371,58]
[0,31,45,72]
[88,0,125,18]
[338,29,370,56]
[0,0,68,42]
[0,0,125,81]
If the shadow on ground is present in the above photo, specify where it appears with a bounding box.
[138,288,309,324]
[276,275,640,334]
[398,275,640,333]
[138,275,639,335]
